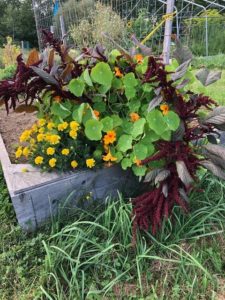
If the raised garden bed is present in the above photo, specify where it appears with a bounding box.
[0,107,137,231]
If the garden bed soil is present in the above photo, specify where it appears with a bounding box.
[0,102,37,162]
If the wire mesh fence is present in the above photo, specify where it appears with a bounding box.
[32,0,225,57]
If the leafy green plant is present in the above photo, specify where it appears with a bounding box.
[184,9,225,56]
[0,64,16,80]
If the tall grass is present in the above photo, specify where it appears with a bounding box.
[39,175,225,299]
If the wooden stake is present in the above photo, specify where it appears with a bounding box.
[163,0,175,65]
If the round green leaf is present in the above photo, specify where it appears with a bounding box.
[72,103,86,123]
[84,119,103,141]
[164,111,180,131]
[132,165,147,177]
[91,62,113,86]
[93,102,106,113]
[161,130,172,141]
[132,118,146,138]
[51,102,71,119]
[83,69,93,86]
[121,158,133,170]
[133,143,148,160]
[123,73,138,87]
[101,117,114,132]
[122,120,133,134]
[69,78,85,97]
[112,115,123,127]
[147,109,167,135]
[117,135,133,152]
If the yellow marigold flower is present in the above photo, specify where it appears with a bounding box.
[31,124,38,132]
[34,156,44,165]
[93,110,100,119]
[70,121,79,130]
[130,112,140,122]
[134,54,144,64]
[102,151,117,162]
[30,138,36,145]
[69,130,78,139]
[61,148,70,156]
[22,147,30,157]
[49,158,57,168]
[86,158,95,168]
[103,130,116,145]
[49,135,60,145]
[160,104,169,116]
[58,122,68,131]
[37,133,45,142]
[15,147,23,159]
[38,127,45,133]
[46,147,55,155]
[19,130,31,142]
[71,160,78,168]
[114,67,123,78]
[38,119,46,127]
[47,122,55,130]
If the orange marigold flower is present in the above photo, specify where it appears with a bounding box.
[103,130,116,145]
[93,110,100,119]
[130,112,140,122]
[114,67,123,78]
[102,151,117,162]
[160,104,169,116]
[134,54,143,64]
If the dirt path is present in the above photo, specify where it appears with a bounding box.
[0,102,37,162]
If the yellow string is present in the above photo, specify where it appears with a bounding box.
[140,11,176,45]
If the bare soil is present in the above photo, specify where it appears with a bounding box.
[0,102,37,162]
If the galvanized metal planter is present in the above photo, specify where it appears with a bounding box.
[0,134,137,231]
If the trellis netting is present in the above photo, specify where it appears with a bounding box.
[32,0,225,56]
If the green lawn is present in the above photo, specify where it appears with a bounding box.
[190,70,225,105]
[1,166,225,299]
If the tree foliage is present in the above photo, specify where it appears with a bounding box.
[0,0,38,48]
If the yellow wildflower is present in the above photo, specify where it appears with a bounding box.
[30,138,36,145]
[19,130,31,142]
[38,119,46,127]
[46,147,55,155]
[103,130,116,145]
[58,122,68,131]
[15,147,23,159]
[47,122,55,130]
[49,158,57,168]
[49,135,60,145]
[86,158,95,168]
[70,121,79,130]
[102,151,117,162]
[61,148,70,156]
[38,127,45,133]
[34,156,44,165]
[22,147,30,157]
[69,130,78,139]
[160,104,169,116]
[71,160,78,168]
[130,112,140,122]
[37,133,45,142]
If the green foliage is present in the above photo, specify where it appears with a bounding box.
[0,64,16,80]
[185,9,225,56]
